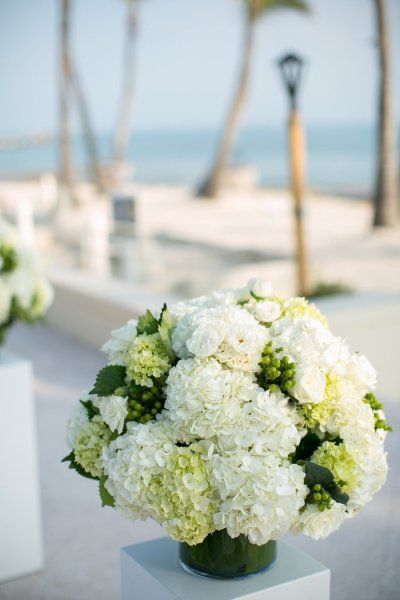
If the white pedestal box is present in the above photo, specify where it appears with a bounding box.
[0,351,44,583]
[121,537,330,600]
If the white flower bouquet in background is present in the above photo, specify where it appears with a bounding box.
[64,278,390,573]
[0,220,54,345]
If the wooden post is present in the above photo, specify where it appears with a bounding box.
[288,110,309,297]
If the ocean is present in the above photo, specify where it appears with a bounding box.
[0,124,377,197]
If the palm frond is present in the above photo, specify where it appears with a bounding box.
[246,0,310,21]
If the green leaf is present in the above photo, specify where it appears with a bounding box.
[90,365,127,396]
[99,475,115,507]
[158,304,175,360]
[293,432,321,462]
[250,290,264,301]
[62,451,74,463]
[137,309,159,335]
[62,451,99,480]
[305,461,334,488]
[158,303,168,323]
[329,485,349,506]
[80,398,99,419]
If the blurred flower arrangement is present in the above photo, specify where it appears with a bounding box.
[64,279,389,546]
[0,221,54,345]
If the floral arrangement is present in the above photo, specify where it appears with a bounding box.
[0,220,54,345]
[64,279,389,545]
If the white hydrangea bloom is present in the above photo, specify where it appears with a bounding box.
[210,449,307,545]
[165,358,302,457]
[169,289,237,323]
[165,358,258,440]
[103,421,217,544]
[225,390,304,458]
[103,420,177,520]
[292,502,346,540]
[101,319,138,366]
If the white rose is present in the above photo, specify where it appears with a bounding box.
[293,502,346,540]
[102,319,138,366]
[66,402,89,448]
[252,300,281,323]
[97,395,128,434]
[347,354,377,391]
[294,366,326,404]
[247,278,273,299]
[234,286,251,303]
[186,325,223,357]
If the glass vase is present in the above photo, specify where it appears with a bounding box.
[179,529,277,579]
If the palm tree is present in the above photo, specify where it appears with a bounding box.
[71,66,106,194]
[198,0,309,199]
[372,0,398,226]
[59,0,75,195]
[58,0,105,197]
[113,0,138,168]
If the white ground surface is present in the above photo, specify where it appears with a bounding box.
[0,322,399,600]
[132,185,400,298]
[1,181,400,299]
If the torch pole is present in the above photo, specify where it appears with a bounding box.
[288,109,309,297]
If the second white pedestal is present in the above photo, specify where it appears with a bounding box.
[121,537,330,600]
[0,350,44,583]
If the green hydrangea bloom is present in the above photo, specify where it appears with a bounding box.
[74,416,112,478]
[312,441,358,493]
[301,372,338,429]
[282,298,328,327]
[147,446,217,546]
[126,333,171,387]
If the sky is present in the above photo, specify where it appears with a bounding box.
[0,0,399,135]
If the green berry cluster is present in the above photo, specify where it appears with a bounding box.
[307,483,332,511]
[117,379,166,425]
[363,392,392,432]
[257,342,296,394]
[0,243,17,274]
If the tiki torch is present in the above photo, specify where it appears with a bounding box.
[278,53,309,297]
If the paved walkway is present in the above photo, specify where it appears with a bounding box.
[1,323,399,600]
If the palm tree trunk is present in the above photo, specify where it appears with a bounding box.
[59,0,75,194]
[71,67,106,195]
[113,0,138,166]
[373,0,398,226]
[197,15,255,198]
